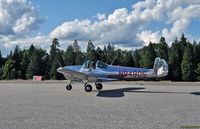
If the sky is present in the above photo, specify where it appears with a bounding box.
[0,0,200,56]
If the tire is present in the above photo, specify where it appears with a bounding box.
[85,84,92,92]
[96,83,103,90]
[66,84,72,90]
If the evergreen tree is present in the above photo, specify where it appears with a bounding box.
[50,38,59,62]
[1,59,15,80]
[20,50,30,79]
[86,40,96,61]
[72,40,80,53]
[123,51,134,67]
[71,40,85,65]
[106,44,115,64]
[157,37,169,61]
[195,63,200,80]
[0,50,3,67]
[168,42,182,81]
[50,51,64,80]
[102,46,108,63]
[26,48,47,79]
[179,34,187,61]
[114,49,123,66]
[63,45,76,65]
[49,38,62,79]
[96,47,103,61]
[193,42,200,80]
[29,44,35,52]
[75,51,85,65]
[133,49,141,67]
[140,42,156,68]
[12,45,22,79]
[181,44,195,81]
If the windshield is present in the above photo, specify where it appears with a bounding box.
[82,61,95,69]
[96,61,108,68]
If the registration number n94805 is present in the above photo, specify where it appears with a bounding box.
[119,71,147,78]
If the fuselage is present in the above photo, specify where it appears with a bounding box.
[60,65,157,81]
[57,59,168,82]
[57,58,168,92]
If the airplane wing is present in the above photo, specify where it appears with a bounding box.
[57,67,97,82]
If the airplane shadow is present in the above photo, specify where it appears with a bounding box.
[96,87,145,98]
[191,92,200,95]
[96,87,200,98]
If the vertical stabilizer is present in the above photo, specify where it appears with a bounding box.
[153,57,168,77]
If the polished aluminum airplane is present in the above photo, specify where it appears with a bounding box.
[57,57,168,92]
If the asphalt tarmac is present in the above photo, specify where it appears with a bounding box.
[0,81,200,129]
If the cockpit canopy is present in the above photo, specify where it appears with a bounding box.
[82,60,108,69]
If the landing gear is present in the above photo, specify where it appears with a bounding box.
[65,82,102,92]
[66,84,72,90]
[95,83,103,90]
[85,84,92,92]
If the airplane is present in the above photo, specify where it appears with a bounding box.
[57,57,168,92]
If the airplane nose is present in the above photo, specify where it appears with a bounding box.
[57,67,63,73]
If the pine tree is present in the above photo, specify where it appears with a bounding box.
[140,42,156,68]
[195,63,200,80]
[123,51,134,67]
[193,42,200,80]
[12,45,22,79]
[106,44,115,64]
[157,37,169,61]
[71,40,85,65]
[133,49,141,67]
[75,51,85,65]
[96,47,103,61]
[26,48,47,79]
[50,38,59,62]
[20,50,30,79]
[181,44,195,81]
[168,42,182,81]
[63,45,76,65]
[72,40,80,53]
[49,38,63,79]
[86,40,96,61]
[50,52,64,80]
[1,59,15,80]
[0,50,3,67]
[114,49,123,66]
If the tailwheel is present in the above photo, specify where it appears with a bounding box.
[66,84,72,90]
[85,84,92,92]
[95,83,103,90]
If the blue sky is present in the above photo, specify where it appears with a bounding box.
[32,0,137,34]
[0,0,200,55]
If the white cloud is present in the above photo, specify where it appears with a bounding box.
[136,0,200,45]
[95,13,106,21]
[50,0,200,48]
[1,0,200,56]
[0,34,50,55]
[0,0,45,35]
[137,30,160,45]
[0,0,46,55]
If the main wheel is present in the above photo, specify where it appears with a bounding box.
[85,84,92,92]
[96,83,103,90]
[66,84,72,90]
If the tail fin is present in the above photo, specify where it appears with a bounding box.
[153,57,168,77]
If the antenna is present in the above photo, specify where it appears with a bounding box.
[110,56,117,65]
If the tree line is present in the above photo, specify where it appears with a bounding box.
[0,34,200,81]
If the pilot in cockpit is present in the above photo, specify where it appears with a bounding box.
[90,61,96,69]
